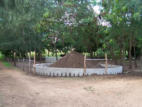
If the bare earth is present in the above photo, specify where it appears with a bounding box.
[0,62,142,107]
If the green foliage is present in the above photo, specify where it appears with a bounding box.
[0,0,142,63]
[0,0,46,58]
[36,0,102,57]
[0,52,4,60]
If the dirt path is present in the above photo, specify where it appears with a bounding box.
[0,62,142,107]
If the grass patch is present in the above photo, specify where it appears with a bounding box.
[0,52,4,60]
[2,61,12,67]
[0,52,12,67]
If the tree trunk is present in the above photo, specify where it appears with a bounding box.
[13,52,16,66]
[120,48,125,66]
[129,39,132,69]
[28,52,31,72]
[90,52,93,58]
[48,50,50,57]
[55,50,58,61]
[54,44,58,61]
[134,45,137,68]
[110,47,116,64]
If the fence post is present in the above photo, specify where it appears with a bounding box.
[33,51,36,74]
[84,54,86,75]
[105,53,108,74]
[23,58,24,71]
[28,52,31,73]
[17,58,18,67]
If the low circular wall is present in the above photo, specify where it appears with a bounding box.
[34,63,123,77]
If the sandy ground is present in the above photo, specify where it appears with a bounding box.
[1,62,142,107]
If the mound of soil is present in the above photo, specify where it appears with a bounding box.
[50,51,84,68]
[50,51,104,68]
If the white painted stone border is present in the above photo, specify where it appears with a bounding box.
[34,63,123,77]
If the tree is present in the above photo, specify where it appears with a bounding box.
[101,0,142,67]
[0,0,46,61]
[37,0,103,58]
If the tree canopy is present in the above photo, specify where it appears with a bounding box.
[0,0,142,67]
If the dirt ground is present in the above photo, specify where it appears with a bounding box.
[1,62,142,107]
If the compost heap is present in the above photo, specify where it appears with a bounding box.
[50,51,103,68]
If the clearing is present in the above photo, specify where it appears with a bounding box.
[0,62,142,107]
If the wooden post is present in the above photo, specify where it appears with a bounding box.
[84,54,86,75]
[13,52,16,66]
[28,52,31,73]
[105,53,108,74]
[33,51,36,74]
[23,58,24,71]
